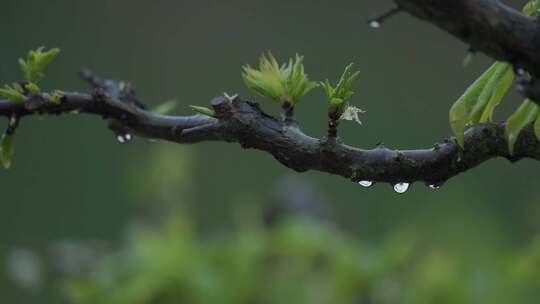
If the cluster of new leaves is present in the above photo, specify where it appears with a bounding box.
[0,47,61,103]
[0,47,62,169]
[19,47,61,84]
[321,64,364,124]
[450,0,540,154]
[242,53,363,125]
[242,53,319,105]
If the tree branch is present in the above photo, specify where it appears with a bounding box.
[395,0,540,104]
[2,1,540,186]
[1,72,538,187]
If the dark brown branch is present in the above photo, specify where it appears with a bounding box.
[395,0,540,104]
[1,85,538,187]
[2,2,540,185]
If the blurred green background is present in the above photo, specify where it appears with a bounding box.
[1,0,539,303]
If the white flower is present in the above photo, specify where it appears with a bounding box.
[339,105,365,125]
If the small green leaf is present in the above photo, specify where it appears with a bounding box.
[470,63,511,124]
[449,63,499,147]
[189,105,215,117]
[19,47,61,83]
[1,132,15,169]
[479,67,514,123]
[0,84,27,102]
[152,100,178,115]
[321,63,360,115]
[506,99,539,155]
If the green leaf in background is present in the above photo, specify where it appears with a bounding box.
[505,99,539,155]
[0,83,27,102]
[1,132,15,169]
[449,63,499,147]
[18,47,61,84]
[470,62,512,124]
[151,100,178,115]
[189,105,216,117]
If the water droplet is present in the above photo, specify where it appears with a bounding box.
[116,135,126,144]
[368,20,381,29]
[393,182,410,194]
[358,180,373,188]
[429,184,440,190]
[124,133,132,142]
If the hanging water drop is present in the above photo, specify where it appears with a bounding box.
[368,20,381,29]
[367,6,402,30]
[124,133,133,142]
[117,135,126,144]
[358,180,373,188]
[393,182,409,194]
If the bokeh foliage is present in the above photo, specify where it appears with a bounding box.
[65,210,540,304]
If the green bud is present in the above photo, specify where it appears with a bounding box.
[48,90,65,104]
[19,47,61,83]
[242,52,317,105]
[25,82,41,94]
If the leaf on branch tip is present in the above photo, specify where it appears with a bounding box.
[1,133,15,169]
[19,47,61,83]
[321,63,360,115]
[0,84,27,102]
[242,52,317,105]
[189,105,215,117]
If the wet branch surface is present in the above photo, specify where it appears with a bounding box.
[1,70,539,187]
[2,0,540,186]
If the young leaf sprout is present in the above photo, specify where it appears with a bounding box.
[320,63,364,137]
[242,52,318,121]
